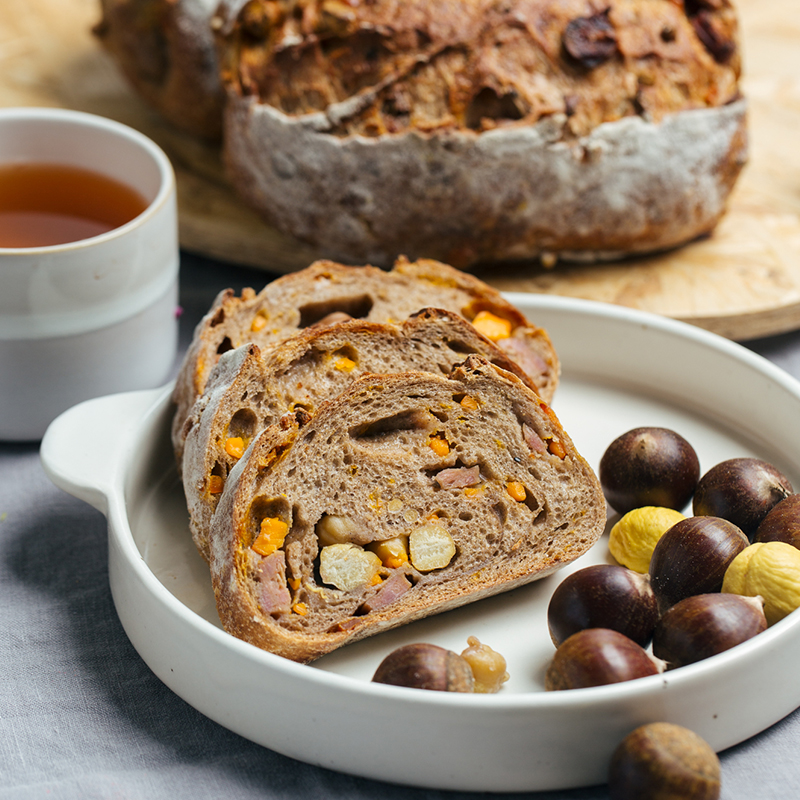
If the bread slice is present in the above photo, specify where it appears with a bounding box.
[172,256,560,458]
[182,308,542,561]
[209,355,605,663]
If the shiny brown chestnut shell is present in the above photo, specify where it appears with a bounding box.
[547,565,659,648]
[693,457,792,540]
[372,643,475,692]
[649,516,748,611]
[755,493,800,549]
[652,593,767,668]
[608,722,721,800]
[545,628,663,691]
[599,427,700,515]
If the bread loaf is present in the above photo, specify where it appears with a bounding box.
[209,356,605,663]
[172,256,560,459]
[95,0,224,139]
[182,307,543,561]
[216,0,746,268]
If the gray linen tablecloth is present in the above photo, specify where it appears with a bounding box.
[3,253,800,799]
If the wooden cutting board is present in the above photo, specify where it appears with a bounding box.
[3,0,800,340]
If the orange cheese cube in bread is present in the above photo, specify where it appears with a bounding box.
[252,517,289,556]
[472,311,512,341]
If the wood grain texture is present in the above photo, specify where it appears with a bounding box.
[2,0,799,340]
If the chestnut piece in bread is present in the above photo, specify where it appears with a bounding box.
[209,356,605,663]
[215,0,746,269]
[182,308,542,561]
[172,257,560,459]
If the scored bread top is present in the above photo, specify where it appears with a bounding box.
[209,355,605,664]
[172,256,560,458]
[182,307,542,561]
[217,0,740,140]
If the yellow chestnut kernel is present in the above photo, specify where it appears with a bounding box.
[225,436,245,459]
[722,541,800,625]
[429,435,450,457]
[460,395,479,411]
[252,517,289,556]
[609,506,686,573]
[506,481,527,502]
[335,356,356,372]
[292,602,308,616]
[460,636,509,693]
[409,523,456,571]
[368,536,409,569]
[251,313,268,332]
[463,486,482,498]
[472,310,513,341]
[207,474,224,495]
[319,543,382,591]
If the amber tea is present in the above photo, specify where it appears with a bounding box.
[0,162,148,248]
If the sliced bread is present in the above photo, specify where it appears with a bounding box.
[182,307,541,561]
[209,355,604,663]
[172,257,560,460]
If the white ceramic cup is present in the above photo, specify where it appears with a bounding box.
[0,107,179,441]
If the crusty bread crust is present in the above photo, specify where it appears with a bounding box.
[95,0,224,139]
[182,308,543,561]
[218,0,746,267]
[209,356,605,663]
[172,257,560,460]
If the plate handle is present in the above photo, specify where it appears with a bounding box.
[40,387,168,514]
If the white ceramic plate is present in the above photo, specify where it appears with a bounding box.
[41,295,800,793]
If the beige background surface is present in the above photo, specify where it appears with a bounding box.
[2,0,799,339]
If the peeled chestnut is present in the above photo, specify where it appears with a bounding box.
[652,593,766,668]
[608,722,721,800]
[693,457,792,540]
[599,427,700,515]
[372,643,474,692]
[649,516,748,611]
[545,628,663,691]
[755,493,800,549]
[547,565,659,648]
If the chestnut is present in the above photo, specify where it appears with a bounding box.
[608,722,721,800]
[545,628,663,691]
[693,457,792,540]
[652,593,766,668]
[372,643,474,692]
[547,565,659,648]
[599,427,700,515]
[755,493,800,549]
[649,516,748,611]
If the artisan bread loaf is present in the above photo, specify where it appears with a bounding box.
[182,308,542,561]
[172,256,560,458]
[209,356,605,663]
[215,0,746,268]
[95,0,224,139]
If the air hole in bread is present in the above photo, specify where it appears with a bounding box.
[492,502,508,526]
[228,408,257,441]
[430,409,449,423]
[445,339,478,356]
[209,307,225,327]
[465,87,524,130]
[458,511,473,522]
[298,294,374,327]
[216,336,234,356]
[350,409,431,440]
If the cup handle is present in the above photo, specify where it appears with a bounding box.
[40,386,171,514]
